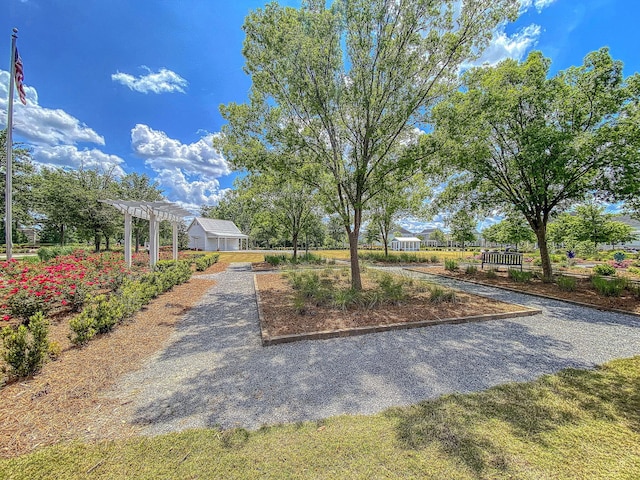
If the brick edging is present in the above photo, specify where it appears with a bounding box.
[405,268,640,318]
[254,273,541,346]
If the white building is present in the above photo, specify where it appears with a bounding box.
[187,218,249,251]
[390,236,422,252]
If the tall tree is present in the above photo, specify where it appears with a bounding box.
[483,214,535,250]
[218,0,518,289]
[431,49,639,281]
[0,130,35,244]
[33,168,78,246]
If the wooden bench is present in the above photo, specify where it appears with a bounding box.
[481,251,523,271]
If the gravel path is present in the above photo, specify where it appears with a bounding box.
[112,263,640,436]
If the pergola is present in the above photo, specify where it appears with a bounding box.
[100,200,192,267]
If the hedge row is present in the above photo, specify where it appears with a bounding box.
[69,259,192,345]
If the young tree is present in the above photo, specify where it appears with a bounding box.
[218,0,519,289]
[448,210,477,250]
[431,49,639,281]
[33,168,78,246]
[430,228,446,247]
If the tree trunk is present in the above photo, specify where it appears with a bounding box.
[348,230,362,290]
[60,224,65,247]
[135,229,140,253]
[292,232,298,260]
[535,226,553,282]
[94,234,101,253]
[105,236,111,251]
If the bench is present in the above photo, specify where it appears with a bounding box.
[481,251,523,271]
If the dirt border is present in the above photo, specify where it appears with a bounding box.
[405,267,640,318]
[254,274,541,346]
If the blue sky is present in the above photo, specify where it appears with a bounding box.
[1,0,638,221]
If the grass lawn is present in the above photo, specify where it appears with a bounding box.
[1,356,638,479]
[214,251,266,263]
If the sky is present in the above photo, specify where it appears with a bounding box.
[1,0,639,228]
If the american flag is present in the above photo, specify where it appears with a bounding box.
[14,47,26,105]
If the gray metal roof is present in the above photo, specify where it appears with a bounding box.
[192,217,248,238]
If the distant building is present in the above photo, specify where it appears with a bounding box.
[187,218,249,251]
[390,236,422,252]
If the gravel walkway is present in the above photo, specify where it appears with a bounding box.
[112,263,640,436]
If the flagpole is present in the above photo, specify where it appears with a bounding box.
[5,28,17,261]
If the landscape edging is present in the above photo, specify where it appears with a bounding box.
[254,274,541,347]
[405,267,640,318]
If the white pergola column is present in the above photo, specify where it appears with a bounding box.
[154,220,160,263]
[149,211,157,267]
[172,222,178,261]
[124,212,132,268]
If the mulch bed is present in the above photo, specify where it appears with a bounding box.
[256,272,537,340]
[411,266,640,314]
[0,261,226,459]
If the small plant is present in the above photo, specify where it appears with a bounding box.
[332,289,357,310]
[293,297,306,315]
[48,340,62,360]
[556,275,576,292]
[1,312,49,380]
[376,273,406,304]
[591,275,627,297]
[430,255,439,263]
[429,285,458,304]
[485,269,498,279]
[465,265,477,275]
[508,269,532,283]
[444,259,458,271]
[6,289,51,323]
[593,263,616,276]
[626,282,640,299]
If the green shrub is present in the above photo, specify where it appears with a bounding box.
[296,253,324,265]
[444,259,458,271]
[377,274,406,304]
[1,312,49,379]
[265,254,288,266]
[6,289,51,323]
[591,275,627,297]
[194,253,220,271]
[465,265,478,275]
[430,255,439,263]
[592,263,616,276]
[37,246,77,262]
[627,266,640,276]
[429,285,458,304]
[508,269,532,283]
[69,313,96,345]
[486,269,498,279]
[556,275,577,292]
[627,282,640,299]
[332,289,357,310]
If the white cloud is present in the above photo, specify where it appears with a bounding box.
[32,145,126,177]
[470,24,541,67]
[0,70,104,146]
[131,124,230,178]
[155,168,230,213]
[131,124,232,210]
[112,67,187,94]
[519,0,557,13]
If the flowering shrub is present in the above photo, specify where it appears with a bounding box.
[1,311,49,379]
[0,250,149,324]
[608,259,632,269]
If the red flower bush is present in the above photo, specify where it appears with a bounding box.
[0,250,149,324]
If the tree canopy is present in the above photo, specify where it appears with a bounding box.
[431,48,640,280]
[217,0,519,289]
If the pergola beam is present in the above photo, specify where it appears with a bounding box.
[100,199,191,267]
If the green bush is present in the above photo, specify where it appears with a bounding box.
[465,265,478,275]
[265,254,288,266]
[591,275,627,297]
[430,255,439,263]
[592,263,616,276]
[194,253,220,271]
[486,269,498,279]
[376,273,406,304]
[627,266,640,276]
[508,269,533,283]
[69,261,193,346]
[37,246,77,262]
[444,259,458,271]
[1,312,49,379]
[429,285,458,304]
[556,275,577,292]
